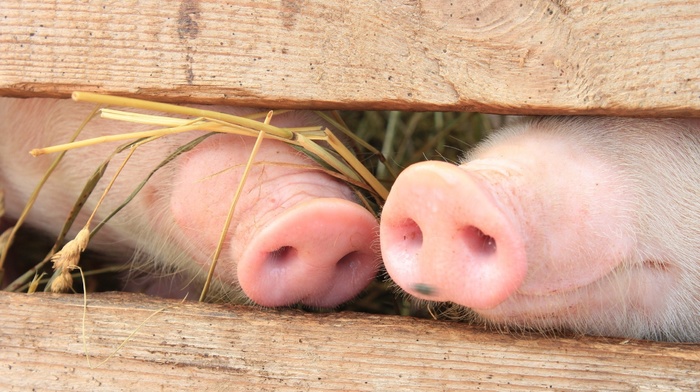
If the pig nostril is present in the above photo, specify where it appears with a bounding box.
[336,251,360,271]
[399,218,423,250]
[463,226,497,257]
[266,245,298,266]
[265,247,364,272]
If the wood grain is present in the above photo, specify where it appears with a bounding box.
[1,291,698,391]
[1,0,698,115]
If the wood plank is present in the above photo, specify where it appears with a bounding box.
[1,291,698,391]
[1,0,698,116]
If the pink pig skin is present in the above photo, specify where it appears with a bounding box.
[380,117,700,342]
[0,97,379,307]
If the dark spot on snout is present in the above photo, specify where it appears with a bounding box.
[413,283,436,296]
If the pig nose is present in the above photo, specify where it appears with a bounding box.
[380,161,527,310]
[237,198,379,307]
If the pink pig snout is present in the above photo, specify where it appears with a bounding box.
[380,161,527,310]
[237,198,379,307]
[171,134,379,308]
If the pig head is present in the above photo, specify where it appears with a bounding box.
[381,116,700,342]
[0,98,380,307]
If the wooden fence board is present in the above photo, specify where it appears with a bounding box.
[1,0,698,115]
[1,292,698,391]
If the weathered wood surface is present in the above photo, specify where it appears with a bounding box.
[1,291,698,391]
[1,0,698,116]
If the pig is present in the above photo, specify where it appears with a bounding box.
[0,97,380,307]
[380,116,700,342]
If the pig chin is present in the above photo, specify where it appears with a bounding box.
[441,258,679,339]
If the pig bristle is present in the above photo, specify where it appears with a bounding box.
[119,198,248,304]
